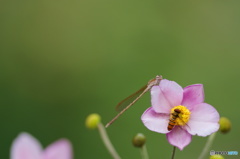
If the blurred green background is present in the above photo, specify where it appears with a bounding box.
[0,0,239,158]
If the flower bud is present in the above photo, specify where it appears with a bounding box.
[85,113,101,129]
[219,117,231,134]
[210,154,224,159]
[132,133,146,148]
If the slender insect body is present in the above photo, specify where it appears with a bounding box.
[105,75,163,128]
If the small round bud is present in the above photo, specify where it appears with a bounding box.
[85,113,101,129]
[132,133,146,148]
[219,117,231,134]
[210,154,224,159]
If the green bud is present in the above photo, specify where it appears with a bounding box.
[210,154,224,159]
[132,133,146,148]
[219,117,231,134]
[85,113,101,129]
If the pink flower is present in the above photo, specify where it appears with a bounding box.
[10,132,73,159]
[141,79,220,150]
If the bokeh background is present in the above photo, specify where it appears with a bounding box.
[1,0,239,158]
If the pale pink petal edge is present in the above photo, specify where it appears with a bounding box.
[166,127,192,150]
[151,79,183,113]
[186,103,220,136]
[141,107,169,134]
[10,132,42,159]
[182,84,204,110]
[43,139,72,159]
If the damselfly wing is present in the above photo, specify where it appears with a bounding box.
[115,85,147,112]
[105,75,162,128]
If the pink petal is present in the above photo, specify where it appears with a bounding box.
[182,84,204,110]
[166,127,192,150]
[151,79,183,113]
[186,103,220,136]
[141,107,169,134]
[10,133,42,159]
[43,139,72,159]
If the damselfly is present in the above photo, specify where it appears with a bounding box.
[105,75,163,127]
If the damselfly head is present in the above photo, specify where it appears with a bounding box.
[147,75,162,86]
[155,75,162,80]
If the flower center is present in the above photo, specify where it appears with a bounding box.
[170,105,191,126]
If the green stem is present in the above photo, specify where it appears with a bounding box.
[97,123,121,159]
[140,144,149,159]
[171,146,176,159]
[198,132,217,159]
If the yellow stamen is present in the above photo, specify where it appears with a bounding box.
[170,105,191,126]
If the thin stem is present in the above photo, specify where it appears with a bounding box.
[198,132,217,159]
[140,144,149,159]
[97,123,121,159]
[171,146,176,159]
